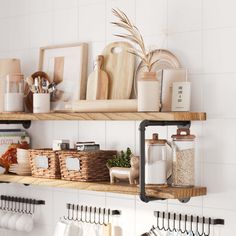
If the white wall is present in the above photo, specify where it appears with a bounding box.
[0,0,235,235]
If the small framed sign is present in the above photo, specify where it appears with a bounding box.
[39,43,88,111]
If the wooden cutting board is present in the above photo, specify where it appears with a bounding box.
[102,42,135,99]
[86,55,109,100]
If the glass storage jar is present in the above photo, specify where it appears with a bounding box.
[171,128,196,187]
[145,133,169,185]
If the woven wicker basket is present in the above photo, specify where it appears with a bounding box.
[58,150,117,182]
[29,149,61,179]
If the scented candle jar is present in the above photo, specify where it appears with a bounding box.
[4,74,24,112]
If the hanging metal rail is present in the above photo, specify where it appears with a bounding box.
[141,211,224,236]
[63,203,121,226]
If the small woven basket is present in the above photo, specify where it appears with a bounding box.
[58,150,117,182]
[29,149,61,179]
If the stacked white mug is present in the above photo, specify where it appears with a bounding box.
[0,208,34,232]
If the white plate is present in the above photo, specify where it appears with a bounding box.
[132,49,181,98]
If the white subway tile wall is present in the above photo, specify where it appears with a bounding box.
[0,0,234,235]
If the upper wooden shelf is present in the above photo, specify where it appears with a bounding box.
[0,112,206,121]
[0,175,206,200]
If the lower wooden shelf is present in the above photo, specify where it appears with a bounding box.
[0,175,207,200]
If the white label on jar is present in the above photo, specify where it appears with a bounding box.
[35,156,49,169]
[65,157,80,171]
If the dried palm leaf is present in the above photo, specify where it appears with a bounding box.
[112,8,155,71]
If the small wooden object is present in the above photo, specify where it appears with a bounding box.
[86,55,109,100]
[103,42,135,99]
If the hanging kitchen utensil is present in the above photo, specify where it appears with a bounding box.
[102,42,135,99]
[86,55,109,100]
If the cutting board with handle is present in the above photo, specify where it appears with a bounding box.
[102,42,135,99]
[86,55,109,100]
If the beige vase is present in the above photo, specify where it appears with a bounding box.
[137,72,160,112]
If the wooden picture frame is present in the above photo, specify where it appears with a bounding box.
[39,43,88,111]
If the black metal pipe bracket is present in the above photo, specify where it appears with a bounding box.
[139,119,191,203]
[0,120,31,129]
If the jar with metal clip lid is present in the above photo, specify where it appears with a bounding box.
[145,133,170,185]
[171,128,196,187]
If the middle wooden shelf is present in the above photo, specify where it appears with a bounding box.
[0,175,207,200]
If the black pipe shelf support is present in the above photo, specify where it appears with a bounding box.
[0,120,31,129]
[139,119,191,203]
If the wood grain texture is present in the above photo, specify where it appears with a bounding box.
[103,42,135,99]
[0,175,207,199]
[0,112,206,121]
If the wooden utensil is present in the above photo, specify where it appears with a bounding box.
[102,42,135,99]
[86,55,109,100]
[102,223,112,236]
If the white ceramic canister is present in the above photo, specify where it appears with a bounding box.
[138,72,160,112]
[33,93,50,113]
[4,74,24,112]
[145,133,168,185]
[0,77,5,112]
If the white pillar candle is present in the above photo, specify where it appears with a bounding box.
[4,93,24,112]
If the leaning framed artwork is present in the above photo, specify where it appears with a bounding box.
[39,43,88,111]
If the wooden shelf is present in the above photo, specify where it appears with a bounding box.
[0,175,206,200]
[0,112,206,121]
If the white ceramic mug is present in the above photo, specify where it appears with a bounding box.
[15,214,34,232]
[0,210,6,228]
[33,93,50,113]
[7,212,22,230]
[1,211,12,228]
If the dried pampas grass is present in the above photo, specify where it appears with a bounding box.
[111,8,156,72]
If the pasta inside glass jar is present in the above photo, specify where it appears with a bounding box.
[171,128,195,187]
